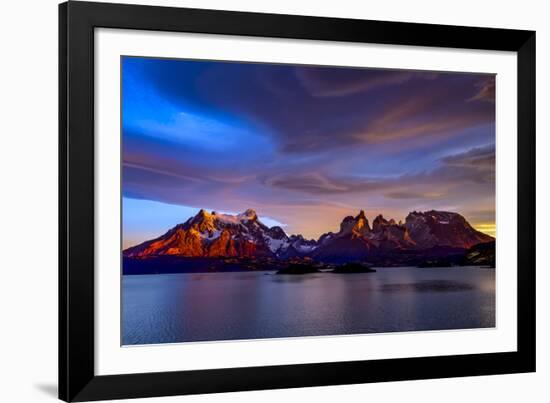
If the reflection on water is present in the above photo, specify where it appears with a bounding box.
[122,267,495,345]
[380,280,475,292]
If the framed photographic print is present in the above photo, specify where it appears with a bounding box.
[59,1,536,401]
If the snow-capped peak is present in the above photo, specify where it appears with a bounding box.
[238,208,258,222]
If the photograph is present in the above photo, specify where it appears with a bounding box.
[121,56,497,345]
[1,0,543,401]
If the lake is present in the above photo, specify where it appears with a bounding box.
[122,267,495,345]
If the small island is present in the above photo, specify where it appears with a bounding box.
[276,262,320,275]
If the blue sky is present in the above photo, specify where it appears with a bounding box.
[122,57,495,247]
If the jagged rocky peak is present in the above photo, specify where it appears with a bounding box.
[289,234,309,243]
[372,215,399,232]
[339,210,371,236]
[318,232,334,245]
[267,225,287,240]
[405,210,461,226]
[191,208,261,228]
[372,214,389,231]
[404,209,493,249]
[339,215,356,233]
[353,210,371,235]
[191,209,216,232]
[193,208,210,220]
[239,208,258,221]
[289,234,316,245]
[288,234,318,252]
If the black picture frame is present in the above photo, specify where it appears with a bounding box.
[59,1,536,401]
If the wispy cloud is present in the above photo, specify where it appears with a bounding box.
[468,77,496,103]
[295,68,438,97]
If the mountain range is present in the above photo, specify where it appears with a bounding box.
[123,208,494,268]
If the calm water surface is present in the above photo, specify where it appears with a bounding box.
[122,267,495,345]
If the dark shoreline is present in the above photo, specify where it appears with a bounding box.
[123,256,494,275]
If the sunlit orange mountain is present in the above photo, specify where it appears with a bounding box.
[123,208,494,265]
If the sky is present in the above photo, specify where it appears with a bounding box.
[122,56,496,248]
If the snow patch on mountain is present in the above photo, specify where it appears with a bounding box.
[207,229,222,239]
[295,244,318,253]
[264,236,289,253]
[214,213,245,225]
